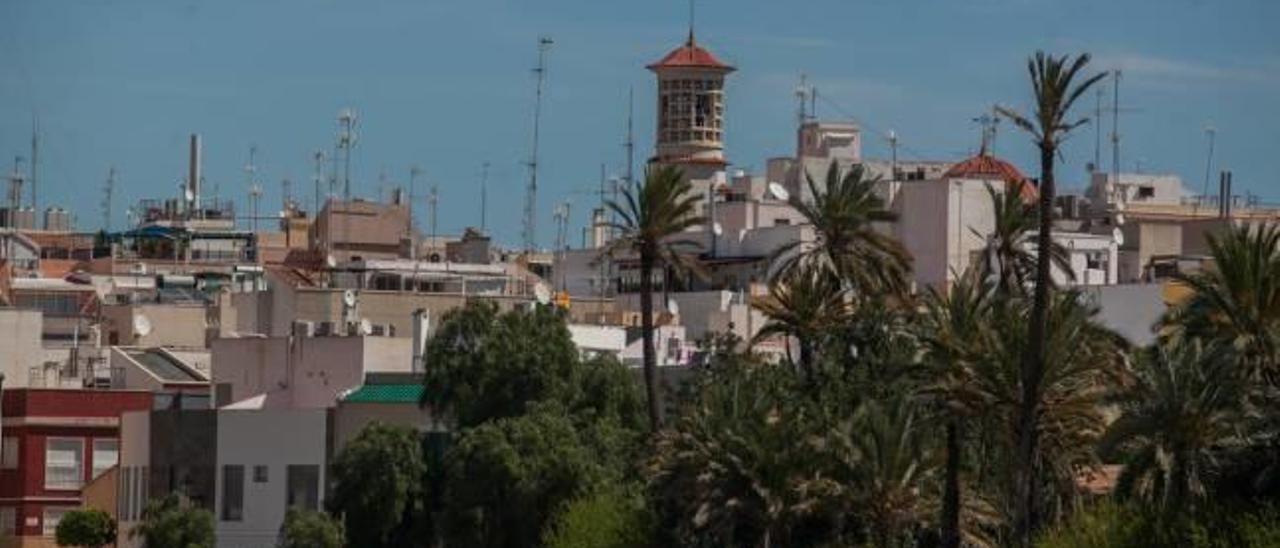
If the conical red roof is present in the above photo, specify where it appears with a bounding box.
[944,153,1038,201]
[647,34,734,72]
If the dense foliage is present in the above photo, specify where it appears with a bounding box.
[55,508,116,548]
[328,422,427,548]
[130,494,215,548]
[277,507,345,548]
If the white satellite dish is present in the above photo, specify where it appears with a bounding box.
[1112,227,1125,246]
[325,254,338,269]
[712,222,723,236]
[359,318,373,336]
[343,290,357,308]
[183,188,194,202]
[1114,213,1126,226]
[534,283,552,306]
[666,298,680,316]
[767,182,790,202]
[133,314,153,337]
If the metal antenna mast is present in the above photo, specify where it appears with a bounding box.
[1093,87,1104,172]
[312,150,326,216]
[1110,70,1121,180]
[625,87,635,193]
[282,178,293,211]
[244,145,259,232]
[101,166,115,231]
[522,36,553,253]
[337,108,358,259]
[7,157,25,227]
[428,183,439,248]
[409,165,423,254]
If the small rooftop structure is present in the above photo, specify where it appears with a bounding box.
[647,33,735,72]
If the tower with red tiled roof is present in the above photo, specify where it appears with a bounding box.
[648,30,734,180]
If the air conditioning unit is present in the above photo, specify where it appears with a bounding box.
[292,321,315,338]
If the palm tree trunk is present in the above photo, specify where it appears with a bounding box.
[941,419,962,548]
[798,337,814,383]
[640,249,663,431]
[1016,143,1056,546]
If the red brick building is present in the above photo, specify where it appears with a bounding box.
[1,388,151,547]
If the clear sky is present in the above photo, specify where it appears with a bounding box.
[2,0,1277,247]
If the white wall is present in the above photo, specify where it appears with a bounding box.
[212,335,411,409]
[0,308,44,388]
[215,409,327,548]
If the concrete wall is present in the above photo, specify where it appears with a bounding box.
[215,409,327,548]
[101,302,208,349]
[212,335,411,409]
[332,402,434,456]
[0,309,44,388]
[1083,283,1166,346]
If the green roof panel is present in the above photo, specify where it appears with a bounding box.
[342,384,425,404]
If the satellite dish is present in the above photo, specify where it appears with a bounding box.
[183,188,194,202]
[325,254,337,268]
[133,314,153,337]
[666,298,680,316]
[1114,213,1126,226]
[712,222,723,236]
[1112,227,1125,246]
[343,290,357,308]
[534,283,552,305]
[767,182,790,202]
[359,318,373,336]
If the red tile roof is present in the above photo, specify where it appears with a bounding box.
[944,153,1039,202]
[648,34,734,72]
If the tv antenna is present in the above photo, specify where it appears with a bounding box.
[1199,126,1216,207]
[522,36,554,253]
[408,165,423,251]
[101,166,116,232]
[336,108,358,257]
[244,145,261,232]
[312,149,326,216]
[29,115,38,213]
[479,161,490,233]
[7,156,26,225]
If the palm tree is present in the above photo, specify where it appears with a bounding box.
[996,52,1106,543]
[752,262,851,381]
[1163,223,1280,386]
[1099,340,1247,513]
[918,266,997,548]
[775,160,911,297]
[975,180,1073,296]
[603,165,705,431]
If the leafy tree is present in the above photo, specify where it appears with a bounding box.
[542,486,654,548]
[602,164,705,430]
[997,51,1107,544]
[752,261,851,381]
[440,405,622,548]
[328,422,426,548]
[975,180,1073,295]
[422,301,582,428]
[277,507,344,548]
[55,508,116,548]
[1100,341,1248,513]
[917,267,999,548]
[130,494,215,548]
[773,160,911,297]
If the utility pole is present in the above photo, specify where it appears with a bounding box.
[101,166,115,232]
[522,36,553,253]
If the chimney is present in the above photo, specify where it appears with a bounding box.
[411,309,429,372]
[189,134,202,215]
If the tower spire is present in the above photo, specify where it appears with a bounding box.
[687,0,695,44]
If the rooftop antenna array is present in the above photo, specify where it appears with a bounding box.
[101,166,116,232]
[408,165,423,258]
[244,145,262,233]
[337,107,358,259]
[522,36,554,253]
[312,149,326,216]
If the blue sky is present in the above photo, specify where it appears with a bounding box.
[2,0,1277,247]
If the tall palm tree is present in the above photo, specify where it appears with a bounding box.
[775,160,911,297]
[975,180,1073,296]
[1163,223,1280,385]
[1099,340,1247,513]
[752,262,851,381]
[996,52,1106,544]
[603,165,705,431]
[918,266,997,548]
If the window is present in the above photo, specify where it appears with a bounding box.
[92,439,119,479]
[44,438,84,490]
[43,507,69,536]
[286,465,320,511]
[0,506,14,535]
[253,465,269,483]
[1,437,17,469]
[1137,186,1155,199]
[221,465,244,522]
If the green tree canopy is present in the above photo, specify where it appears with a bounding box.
[130,494,214,548]
[542,486,654,548]
[276,507,344,548]
[328,421,427,548]
[55,508,116,548]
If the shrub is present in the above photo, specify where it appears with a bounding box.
[55,508,116,548]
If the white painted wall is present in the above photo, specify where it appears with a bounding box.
[215,408,327,548]
[0,308,44,388]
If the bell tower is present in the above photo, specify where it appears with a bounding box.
[647,30,734,182]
